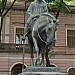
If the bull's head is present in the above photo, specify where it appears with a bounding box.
[46,15,58,45]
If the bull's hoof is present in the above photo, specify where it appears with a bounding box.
[40,63,45,67]
[35,59,41,67]
[40,62,45,67]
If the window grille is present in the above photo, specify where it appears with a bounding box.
[67,30,75,47]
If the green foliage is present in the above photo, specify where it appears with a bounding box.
[61,2,71,14]
[64,0,75,6]
[29,0,34,2]
[8,0,14,2]
[0,0,16,9]
[45,0,54,3]
[0,0,2,2]
[0,0,2,9]
[0,0,14,2]
[48,0,72,14]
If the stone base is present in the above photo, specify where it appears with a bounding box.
[19,67,67,75]
[19,72,67,75]
[22,66,59,72]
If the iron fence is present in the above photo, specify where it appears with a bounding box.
[0,43,29,53]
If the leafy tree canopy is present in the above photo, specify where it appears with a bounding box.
[29,0,75,6]
[0,0,14,2]
[64,0,75,6]
[47,0,75,14]
[46,0,75,5]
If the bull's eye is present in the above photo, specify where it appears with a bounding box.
[53,20,56,23]
[49,27,51,30]
[49,20,51,23]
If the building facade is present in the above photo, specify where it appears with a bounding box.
[0,1,75,75]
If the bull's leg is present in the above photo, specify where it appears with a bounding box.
[30,45,34,66]
[32,37,40,66]
[32,31,40,66]
[28,35,34,66]
[41,49,45,66]
[45,49,50,67]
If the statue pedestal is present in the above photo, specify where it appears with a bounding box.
[19,67,67,75]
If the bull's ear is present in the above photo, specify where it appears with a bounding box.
[56,19,59,22]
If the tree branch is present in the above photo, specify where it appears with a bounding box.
[55,0,63,19]
[3,0,16,17]
[1,0,7,14]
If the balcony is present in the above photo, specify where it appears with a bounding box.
[0,43,30,53]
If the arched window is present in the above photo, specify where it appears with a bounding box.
[68,67,75,75]
[11,64,26,75]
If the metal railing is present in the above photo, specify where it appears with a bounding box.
[0,43,75,55]
[0,43,30,53]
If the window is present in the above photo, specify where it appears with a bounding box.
[68,67,75,75]
[16,28,24,44]
[11,64,26,75]
[67,30,75,47]
[16,28,24,35]
[5,16,10,43]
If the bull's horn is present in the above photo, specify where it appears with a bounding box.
[56,19,59,22]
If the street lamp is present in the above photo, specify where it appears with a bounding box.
[22,0,27,71]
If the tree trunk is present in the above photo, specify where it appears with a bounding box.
[0,31,1,43]
[0,15,3,43]
[56,0,63,19]
[0,0,16,43]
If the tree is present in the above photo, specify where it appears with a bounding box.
[47,0,75,19]
[0,0,16,43]
[64,0,75,6]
